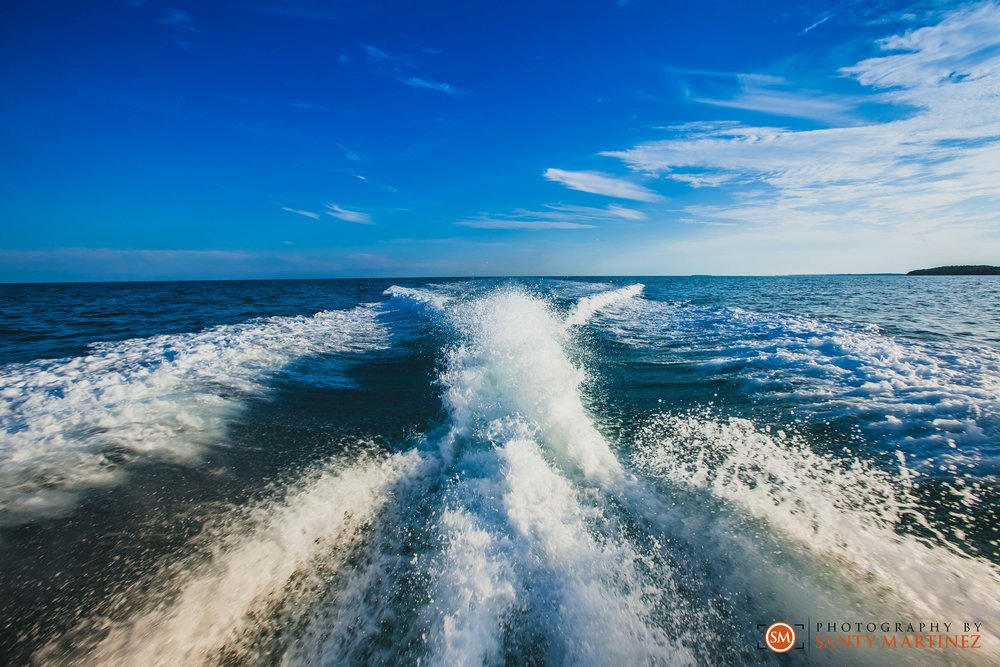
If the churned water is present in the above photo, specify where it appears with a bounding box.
[0,276,997,665]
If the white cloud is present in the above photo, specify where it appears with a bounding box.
[601,2,1000,251]
[281,207,320,219]
[337,142,361,161]
[359,45,463,94]
[542,203,647,221]
[400,77,461,95]
[693,83,860,124]
[456,219,595,230]
[326,204,373,224]
[543,168,665,202]
[352,172,398,192]
[455,201,649,231]
[800,14,833,34]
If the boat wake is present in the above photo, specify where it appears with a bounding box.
[11,283,998,665]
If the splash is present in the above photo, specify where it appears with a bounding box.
[383,285,451,313]
[598,297,1000,464]
[0,306,385,524]
[41,449,426,666]
[440,287,622,480]
[564,283,644,327]
[421,287,697,665]
[633,412,1000,660]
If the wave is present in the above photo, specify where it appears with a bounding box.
[563,283,643,327]
[597,299,1000,467]
[383,285,451,313]
[0,306,385,524]
[633,412,1000,662]
[40,448,429,666]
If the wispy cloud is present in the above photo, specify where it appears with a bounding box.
[358,44,463,95]
[337,143,361,161]
[281,207,320,219]
[456,219,595,230]
[673,68,858,124]
[543,168,665,202]
[362,44,421,69]
[542,203,647,220]
[400,77,462,95]
[800,13,834,34]
[456,202,646,230]
[664,67,786,84]
[160,8,193,27]
[692,83,860,125]
[352,172,398,193]
[602,2,1000,247]
[326,204,373,224]
[289,101,323,109]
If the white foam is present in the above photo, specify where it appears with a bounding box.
[423,507,517,666]
[599,299,1000,462]
[499,436,693,666]
[383,285,451,312]
[439,287,622,481]
[564,283,644,327]
[0,306,385,523]
[421,287,695,665]
[45,449,424,667]
[634,413,1000,660]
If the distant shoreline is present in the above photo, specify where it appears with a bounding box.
[907,265,1000,276]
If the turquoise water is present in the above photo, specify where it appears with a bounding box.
[0,276,997,665]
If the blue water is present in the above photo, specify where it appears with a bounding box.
[0,276,997,665]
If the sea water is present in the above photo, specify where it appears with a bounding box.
[0,276,997,665]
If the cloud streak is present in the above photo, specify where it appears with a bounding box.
[800,13,833,34]
[456,219,595,230]
[359,44,463,95]
[281,207,320,219]
[543,168,665,202]
[326,204,373,224]
[456,202,645,230]
[692,80,860,125]
[399,77,462,95]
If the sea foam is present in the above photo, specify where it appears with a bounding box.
[0,306,385,524]
[634,412,1000,663]
[41,448,426,666]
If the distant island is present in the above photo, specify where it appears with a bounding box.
[907,265,1000,276]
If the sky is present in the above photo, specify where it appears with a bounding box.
[1,0,998,280]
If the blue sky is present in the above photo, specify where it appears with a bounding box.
[1,0,998,280]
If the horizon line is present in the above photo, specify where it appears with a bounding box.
[0,272,934,286]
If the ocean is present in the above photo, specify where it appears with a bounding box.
[0,276,997,665]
